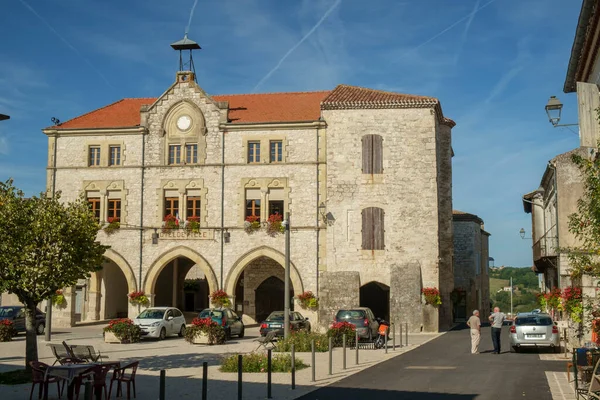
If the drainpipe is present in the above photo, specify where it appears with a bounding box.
[548,161,560,289]
[315,126,320,296]
[139,131,146,292]
[220,129,225,289]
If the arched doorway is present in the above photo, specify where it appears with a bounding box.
[232,256,294,324]
[360,281,390,320]
[183,265,209,312]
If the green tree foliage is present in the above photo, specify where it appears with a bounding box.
[489,267,541,313]
[567,149,600,280]
[0,180,108,371]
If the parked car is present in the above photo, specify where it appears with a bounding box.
[334,307,379,341]
[259,311,311,337]
[0,306,45,335]
[198,308,245,339]
[509,312,560,353]
[133,307,186,340]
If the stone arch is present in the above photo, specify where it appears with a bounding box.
[144,246,218,296]
[359,280,390,321]
[90,249,137,293]
[225,246,304,296]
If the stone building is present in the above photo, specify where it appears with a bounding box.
[14,47,455,332]
[522,0,600,296]
[452,210,490,321]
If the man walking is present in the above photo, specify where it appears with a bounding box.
[466,310,481,354]
[489,306,505,354]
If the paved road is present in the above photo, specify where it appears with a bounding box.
[298,324,564,400]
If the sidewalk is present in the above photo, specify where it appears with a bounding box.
[0,325,442,399]
[540,353,577,400]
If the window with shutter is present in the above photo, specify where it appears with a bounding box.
[361,135,383,174]
[361,207,385,250]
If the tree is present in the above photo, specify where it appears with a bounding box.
[567,147,600,281]
[0,180,108,371]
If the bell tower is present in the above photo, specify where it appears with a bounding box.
[170,34,201,83]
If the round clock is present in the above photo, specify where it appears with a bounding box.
[176,115,192,132]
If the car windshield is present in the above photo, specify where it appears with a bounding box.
[0,308,16,317]
[266,312,288,321]
[336,310,366,320]
[199,310,224,319]
[515,316,553,326]
[137,309,165,319]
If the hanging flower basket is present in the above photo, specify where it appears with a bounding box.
[162,214,180,233]
[266,213,285,236]
[297,291,319,310]
[185,216,200,233]
[421,287,442,307]
[210,290,231,308]
[128,291,150,307]
[244,216,261,234]
[104,217,120,235]
[52,289,67,309]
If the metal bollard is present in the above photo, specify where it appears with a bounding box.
[83,381,92,400]
[343,334,347,370]
[355,329,359,365]
[202,361,208,400]
[392,322,396,351]
[399,323,403,348]
[291,343,296,390]
[385,327,388,353]
[159,369,166,400]
[311,339,316,382]
[328,337,333,375]
[267,349,272,399]
[405,322,409,346]
[238,355,243,400]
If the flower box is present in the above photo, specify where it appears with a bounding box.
[104,331,127,344]
[191,332,210,344]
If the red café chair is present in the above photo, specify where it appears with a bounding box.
[73,364,113,400]
[29,361,64,400]
[108,361,139,400]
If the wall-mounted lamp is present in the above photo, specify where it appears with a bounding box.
[224,229,231,243]
[519,228,531,240]
[545,96,578,129]
[318,202,327,222]
[152,228,159,245]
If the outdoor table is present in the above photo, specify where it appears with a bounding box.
[44,362,97,400]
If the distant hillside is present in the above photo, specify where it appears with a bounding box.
[488,267,540,314]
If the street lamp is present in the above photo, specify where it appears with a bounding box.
[519,228,526,239]
[544,96,578,128]
[488,257,495,268]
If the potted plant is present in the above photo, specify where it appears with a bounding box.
[104,217,120,235]
[421,287,442,307]
[327,321,356,347]
[210,290,231,308]
[162,214,179,232]
[52,289,67,309]
[266,213,285,236]
[0,320,15,342]
[185,216,200,233]
[128,291,150,307]
[244,215,261,234]
[184,317,226,345]
[103,318,141,344]
[562,286,583,323]
[297,291,318,310]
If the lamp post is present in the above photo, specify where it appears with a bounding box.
[545,96,578,129]
[283,212,291,339]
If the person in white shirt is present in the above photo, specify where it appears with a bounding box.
[466,310,481,354]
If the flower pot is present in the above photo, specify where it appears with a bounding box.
[104,331,128,344]
[191,332,210,344]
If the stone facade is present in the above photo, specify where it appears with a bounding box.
[31,72,455,332]
[452,211,490,320]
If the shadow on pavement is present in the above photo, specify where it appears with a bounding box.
[296,387,478,399]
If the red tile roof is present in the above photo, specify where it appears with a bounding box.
[47,84,454,129]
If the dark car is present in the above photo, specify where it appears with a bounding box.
[260,311,311,337]
[0,306,46,335]
[198,308,245,339]
[334,307,379,341]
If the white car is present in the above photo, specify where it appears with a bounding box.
[134,307,186,340]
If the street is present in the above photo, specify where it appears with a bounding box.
[298,324,564,399]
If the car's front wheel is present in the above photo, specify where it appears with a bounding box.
[36,323,45,335]
[178,325,186,337]
[159,328,166,340]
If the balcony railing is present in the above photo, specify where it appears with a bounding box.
[533,233,558,261]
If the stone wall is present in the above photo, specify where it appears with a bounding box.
[390,263,423,332]
[318,271,360,328]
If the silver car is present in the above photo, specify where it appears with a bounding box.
[509,312,560,353]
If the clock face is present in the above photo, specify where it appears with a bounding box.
[176,115,192,132]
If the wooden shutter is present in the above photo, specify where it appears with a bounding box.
[362,208,373,250]
[372,135,383,174]
[362,135,373,174]
[373,207,385,250]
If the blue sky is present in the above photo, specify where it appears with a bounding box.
[0,0,584,267]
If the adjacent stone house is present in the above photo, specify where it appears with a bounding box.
[452,210,490,321]
[10,54,455,332]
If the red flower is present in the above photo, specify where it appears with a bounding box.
[0,320,13,327]
[107,217,120,224]
[128,291,146,300]
[191,317,217,328]
[245,215,260,223]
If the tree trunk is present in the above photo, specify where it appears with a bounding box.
[24,301,39,373]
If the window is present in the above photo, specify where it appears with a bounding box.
[169,145,182,165]
[107,199,121,221]
[187,196,201,218]
[361,207,385,250]
[185,143,198,164]
[109,145,121,166]
[88,198,100,221]
[270,140,282,163]
[164,197,179,218]
[246,199,261,218]
[89,146,101,167]
[361,134,383,174]
[269,200,284,217]
[248,141,260,163]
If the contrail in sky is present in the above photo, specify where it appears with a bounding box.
[185,0,199,36]
[455,0,481,63]
[17,0,114,90]
[253,0,342,92]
